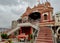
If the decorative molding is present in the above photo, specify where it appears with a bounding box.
[42,12,48,16]
[33,10,39,12]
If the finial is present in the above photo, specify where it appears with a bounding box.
[46,0,48,2]
[38,0,40,4]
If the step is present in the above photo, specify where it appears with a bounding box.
[36,38,53,40]
[36,41,53,43]
[38,34,52,35]
[38,35,52,37]
[37,37,52,40]
[36,26,53,43]
[39,32,52,33]
[39,31,52,32]
[36,40,53,42]
[37,38,52,40]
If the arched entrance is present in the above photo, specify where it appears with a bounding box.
[56,27,60,39]
[57,27,60,34]
[58,29,60,34]
[28,12,41,21]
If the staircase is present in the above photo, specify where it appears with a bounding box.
[36,26,53,43]
[7,23,38,36]
[7,27,20,36]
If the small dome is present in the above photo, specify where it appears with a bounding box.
[45,1,51,7]
[17,18,22,23]
[34,5,36,8]
[27,7,31,10]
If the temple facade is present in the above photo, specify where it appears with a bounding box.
[7,1,60,43]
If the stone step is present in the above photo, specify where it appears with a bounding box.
[40,31,52,33]
[38,33,52,35]
[36,26,53,43]
[37,38,52,40]
[36,41,53,43]
[39,32,52,33]
[37,37,52,39]
[38,34,52,37]
[39,31,52,32]
[36,39,53,41]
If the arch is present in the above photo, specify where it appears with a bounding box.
[58,29,60,34]
[44,14,47,20]
[28,12,41,20]
[57,27,60,34]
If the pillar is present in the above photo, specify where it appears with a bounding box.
[30,27,33,34]
[20,27,22,34]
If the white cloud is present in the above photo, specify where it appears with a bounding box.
[0,0,29,28]
[0,0,60,28]
[0,5,24,28]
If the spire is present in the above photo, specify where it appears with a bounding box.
[45,0,51,7]
[37,0,40,4]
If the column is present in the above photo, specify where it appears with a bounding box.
[20,27,22,34]
[30,27,33,34]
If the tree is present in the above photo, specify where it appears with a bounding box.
[1,33,8,39]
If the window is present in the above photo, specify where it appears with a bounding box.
[58,19,60,22]
[57,16,60,22]
[44,14,47,20]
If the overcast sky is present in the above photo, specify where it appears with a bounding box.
[0,0,60,28]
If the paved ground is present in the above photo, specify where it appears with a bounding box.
[0,41,30,43]
[57,39,60,43]
[0,38,30,43]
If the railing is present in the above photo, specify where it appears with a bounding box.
[7,22,39,36]
[18,22,39,30]
[7,27,20,36]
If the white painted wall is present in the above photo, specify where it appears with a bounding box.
[55,13,60,25]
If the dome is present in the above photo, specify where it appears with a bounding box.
[17,18,22,23]
[45,1,51,7]
[34,5,36,8]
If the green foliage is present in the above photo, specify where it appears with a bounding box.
[1,33,8,39]
[29,34,33,39]
[14,32,17,35]
[29,34,34,43]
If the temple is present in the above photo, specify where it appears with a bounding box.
[6,1,60,43]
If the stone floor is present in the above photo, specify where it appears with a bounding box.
[57,39,60,43]
[35,26,53,43]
